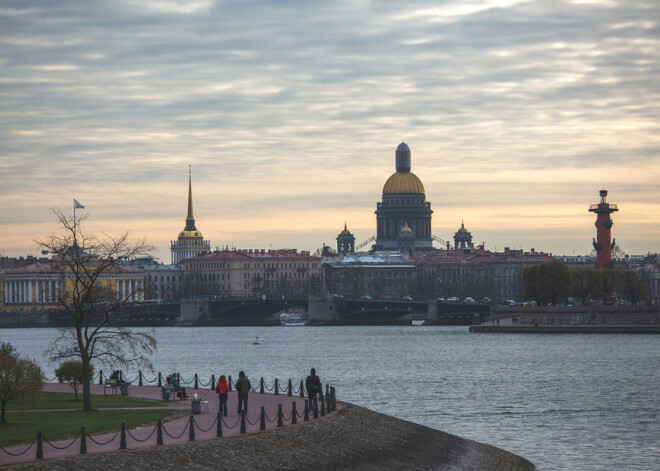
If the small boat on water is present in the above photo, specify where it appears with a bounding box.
[253,336,261,345]
[280,312,309,326]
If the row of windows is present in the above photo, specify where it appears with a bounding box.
[187,261,319,270]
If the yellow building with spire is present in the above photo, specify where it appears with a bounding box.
[170,166,210,264]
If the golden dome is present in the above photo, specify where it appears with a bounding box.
[458,221,468,233]
[383,171,425,194]
[179,230,204,239]
[400,222,412,233]
[340,223,351,235]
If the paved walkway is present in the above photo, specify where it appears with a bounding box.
[1,382,315,466]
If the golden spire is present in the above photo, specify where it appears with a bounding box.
[186,165,194,221]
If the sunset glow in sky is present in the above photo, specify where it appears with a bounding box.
[1,0,659,263]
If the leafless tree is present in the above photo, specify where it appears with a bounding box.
[36,209,157,411]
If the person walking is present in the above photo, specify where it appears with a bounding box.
[235,371,251,415]
[215,375,229,416]
[305,368,323,413]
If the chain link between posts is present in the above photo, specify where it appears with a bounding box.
[85,430,120,446]
[0,440,36,457]
[125,424,158,443]
[41,433,80,450]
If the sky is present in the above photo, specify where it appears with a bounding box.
[1,0,659,263]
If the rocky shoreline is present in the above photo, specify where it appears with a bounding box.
[5,402,535,471]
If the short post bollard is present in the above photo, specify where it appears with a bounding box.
[216,412,223,437]
[189,416,195,441]
[80,426,87,454]
[287,379,293,396]
[277,404,283,427]
[299,380,305,398]
[138,370,143,387]
[36,431,43,459]
[158,372,162,387]
[326,384,329,397]
[240,411,246,434]
[194,374,199,390]
[228,375,233,391]
[260,407,266,430]
[291,402,298,424]
[274,378,279,395]
[314,399,319,419]
[331,386,336,411]
[321,396,326,416]
[157,419,163,445]
[260,377,264,394]
[211,374,216,390]
[120,422,127,449]
[98,370,103,385]
[304,399,309,422]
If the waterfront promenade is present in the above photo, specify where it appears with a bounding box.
[1,383,535,470]
[1,382,312,466]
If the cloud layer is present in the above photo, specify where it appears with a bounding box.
[1,0,658,261]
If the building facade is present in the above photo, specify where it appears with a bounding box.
[322,251,417,298]
[1,261,145,313]
[181,249,321,297]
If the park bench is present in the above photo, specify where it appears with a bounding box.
[104,379,119,395]
[161,384,184,400]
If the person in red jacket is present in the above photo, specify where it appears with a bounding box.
[215,375,229,416]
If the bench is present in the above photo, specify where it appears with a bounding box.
[104,379,119,395]
[161,384,184,400]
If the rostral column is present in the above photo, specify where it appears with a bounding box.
[589,190,618,269]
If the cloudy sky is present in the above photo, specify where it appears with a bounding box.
[1,0,658,263]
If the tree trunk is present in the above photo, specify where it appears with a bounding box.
[1,401,6,424]
[82,356,92,411]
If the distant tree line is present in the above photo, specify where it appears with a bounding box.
[523,261,648,306]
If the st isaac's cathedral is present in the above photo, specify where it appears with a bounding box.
[373,142,434,254]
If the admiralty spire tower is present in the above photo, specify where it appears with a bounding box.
[170,166,210,264]
[374,143,433,253]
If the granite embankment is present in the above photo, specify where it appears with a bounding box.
[6,403,534,471]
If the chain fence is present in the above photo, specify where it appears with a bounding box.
[4,376,337,462]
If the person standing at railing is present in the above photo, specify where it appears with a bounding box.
[235,371,251,414]
[306,368,323,412]
[215,375,229,416]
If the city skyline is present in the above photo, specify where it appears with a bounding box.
[1,1,659,263]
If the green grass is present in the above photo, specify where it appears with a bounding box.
[0,409,180,447]
[6,392,163,411]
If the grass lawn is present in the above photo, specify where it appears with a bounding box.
[6,392,163,411]
[0,409,180,447]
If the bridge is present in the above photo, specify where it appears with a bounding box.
[24,296,489,327]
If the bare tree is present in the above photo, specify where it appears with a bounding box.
[36,209,157,411]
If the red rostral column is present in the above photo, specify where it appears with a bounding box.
[589,190,618,269]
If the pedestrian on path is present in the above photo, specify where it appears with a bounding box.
[215,374,229,416]
[235,371,251,414]
[306,368,323,412]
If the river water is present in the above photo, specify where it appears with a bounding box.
[2,326,658,470]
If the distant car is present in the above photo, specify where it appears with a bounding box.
[437,297,446,302]
[505,299,516,306]
[401,296,414,301]
[464,297,476,304]
[481,297,492,304]
[360,295,372,300]
[447,296,460,302]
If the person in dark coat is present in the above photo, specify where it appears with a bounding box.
[235,371,251,414]
[305,368,323,412]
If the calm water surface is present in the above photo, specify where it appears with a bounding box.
[3,326,659,471]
